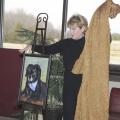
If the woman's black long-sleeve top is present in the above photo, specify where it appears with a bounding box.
[33,37,85,72]
[33,37,85,120]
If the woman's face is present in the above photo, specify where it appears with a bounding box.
[68,23,84,40]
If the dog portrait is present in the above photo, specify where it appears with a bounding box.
[19,54,51,107]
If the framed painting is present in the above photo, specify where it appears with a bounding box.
[18,53,51,109]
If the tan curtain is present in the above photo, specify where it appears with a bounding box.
[72,0,120,120]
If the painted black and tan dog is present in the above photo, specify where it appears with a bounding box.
[21,64,47,105]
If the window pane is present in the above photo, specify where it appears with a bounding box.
[67,0,120,65]
[4,0,63,48]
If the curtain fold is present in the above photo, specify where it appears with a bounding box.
[72,0,120,120]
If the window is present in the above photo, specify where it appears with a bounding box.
[4,0,63,48]
[4,0,120,65]
[67,0,120,65]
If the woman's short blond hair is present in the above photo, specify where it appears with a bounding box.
[67,14,88,28]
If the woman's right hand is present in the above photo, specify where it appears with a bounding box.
[18,44,32,54]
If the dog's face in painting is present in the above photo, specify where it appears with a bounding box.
[25,64,41,83]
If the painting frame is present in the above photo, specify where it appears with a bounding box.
[18,53,51,109]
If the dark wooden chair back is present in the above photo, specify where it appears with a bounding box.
[109,87,120,120]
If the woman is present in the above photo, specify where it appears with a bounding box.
[19,14,88,120]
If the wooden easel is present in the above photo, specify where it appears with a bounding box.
[21,13,48,120]
[32,13,48,54]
